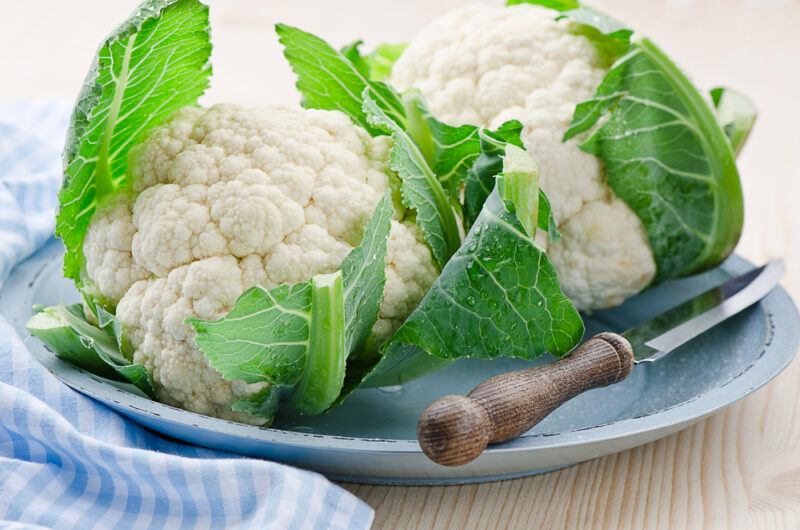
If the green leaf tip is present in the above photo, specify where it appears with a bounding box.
[276,23,406,136]
[341,40,407,82]
[710,87,756,156]
[507,0,579,9]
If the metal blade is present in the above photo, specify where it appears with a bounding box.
[624,259,785,363]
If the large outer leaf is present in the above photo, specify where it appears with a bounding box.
[509,2,744,279]
[367,191,583,385]
[394,197,580,359]
[366,157,583,387]
[363,90,461,269]
[58,0,212,281]
[565,37,743,280]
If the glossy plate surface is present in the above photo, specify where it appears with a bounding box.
[3,240,798,484]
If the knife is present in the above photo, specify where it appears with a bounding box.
[417,260,785,466]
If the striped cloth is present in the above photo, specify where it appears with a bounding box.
[0,100,374,530]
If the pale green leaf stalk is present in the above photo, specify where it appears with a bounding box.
[463,126,557,239]
[287,272,346,415]
[497,144,540,237]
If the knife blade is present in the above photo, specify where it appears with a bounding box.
[417,260,785,466]
[625,259,785,363]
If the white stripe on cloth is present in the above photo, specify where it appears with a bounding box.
[0,100,374,530]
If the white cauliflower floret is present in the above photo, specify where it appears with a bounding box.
[261,225,352,287]
[84,104,435,424]
[83,193,150,302]
[374,220,439,342]
[392,3,656,309]
[116,257,266,424]
[548,199,656,309]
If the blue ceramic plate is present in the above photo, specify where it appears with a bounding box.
[3,240,798,485]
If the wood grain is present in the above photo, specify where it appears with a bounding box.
[418,333,634,466]
[2,0,799,528]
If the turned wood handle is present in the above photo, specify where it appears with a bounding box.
[417,332,635,467]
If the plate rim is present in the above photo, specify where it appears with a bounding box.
[6,242,800,457]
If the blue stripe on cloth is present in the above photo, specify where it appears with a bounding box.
[0,100,374,529]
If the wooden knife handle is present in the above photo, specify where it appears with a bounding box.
[417,332,635,467]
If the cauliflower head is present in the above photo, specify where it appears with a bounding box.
[391,3,656,309]
[82,104,437,424]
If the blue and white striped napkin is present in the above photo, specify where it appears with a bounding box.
[0,100,374,530]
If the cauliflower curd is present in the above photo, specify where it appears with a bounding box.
[391,3,656,309]
[82,104,437,423]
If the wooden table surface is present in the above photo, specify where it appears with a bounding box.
[3,0,799,528]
